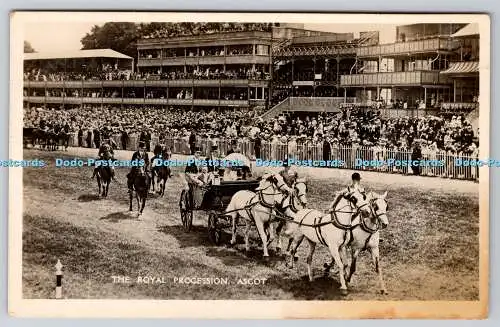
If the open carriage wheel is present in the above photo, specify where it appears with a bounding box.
[208,212,222,245]
[179,190,193,232]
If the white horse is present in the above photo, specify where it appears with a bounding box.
[226,177,284,258]
[285,189,372,296]
[274,179,309,254]
[345,191,389,295]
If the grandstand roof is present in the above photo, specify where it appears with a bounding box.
[24,49,133,61]
[452,23,479,38]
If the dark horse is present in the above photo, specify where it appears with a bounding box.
[95,166,112,197]
[151,144,172,196]
[129,165,150,216]
[23,127,38,148]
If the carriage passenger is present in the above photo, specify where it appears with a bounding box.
[196,166,214,186]
[183,146,204,192]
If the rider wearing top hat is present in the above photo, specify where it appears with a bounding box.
[92,137,117,180]
[279,158,298,191]
[328,172,366,212]
[127,140,150,193]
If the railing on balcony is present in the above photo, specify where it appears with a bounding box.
[340,71,450,87]
[138,55,270,66]
[24,96,250,107]
[137,31,272,47]
[273,45,356,58]
[25,79,267,89]
[357,37,459,57]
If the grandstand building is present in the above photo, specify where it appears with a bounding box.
[23,23,480,118]
[136,30,272,109]
[339,23,476,116]
[23,49,135,109]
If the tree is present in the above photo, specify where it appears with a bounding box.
[24,41,35,53]
[80,23,138,59]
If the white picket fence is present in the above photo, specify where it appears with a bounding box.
[66,133,479,181]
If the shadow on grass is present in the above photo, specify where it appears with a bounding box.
[77,194,101,202]
[100,211,139,223]
[204,236,286,268]
[157,224,212,248]
[266,274,345,300]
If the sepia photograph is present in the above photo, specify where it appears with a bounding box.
[8,12,490,318]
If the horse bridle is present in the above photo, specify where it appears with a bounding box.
[256,183,282,208]
[360,197,388,234]
[277,182,308,213]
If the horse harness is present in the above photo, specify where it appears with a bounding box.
[295,190,379,249]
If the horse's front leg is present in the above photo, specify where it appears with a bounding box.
[287,233,304,268]
[370,246,387,295]
[266,219,277,253]
[97,177,102,196]
[305,239,317,282]
[255,218,269,258]
[129,190,133,211]
[244,217,251,253]
[230,214,238,246]
[275,220,285,253]
[140,197,146,215]
[346,247,361,284]
[340,244,350,281]
[327,241,348,296]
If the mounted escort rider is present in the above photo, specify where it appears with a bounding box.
[127,141,151,194]
[91,137,117,180]
[258,159,298,197]
[327,171,386,242]
[328,172,366,213]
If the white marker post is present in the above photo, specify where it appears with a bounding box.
[55,259,63,299]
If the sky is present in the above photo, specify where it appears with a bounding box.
[24,22,397,53]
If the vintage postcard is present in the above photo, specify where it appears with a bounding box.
[9,12,489,318]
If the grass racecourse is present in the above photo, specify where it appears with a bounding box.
[22,147,479,300]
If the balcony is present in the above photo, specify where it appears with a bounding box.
[137,31,272,48]
[340,71,450,87]
[356,37,459,58]
[25,79,266,89]
[138,54,269,67]
[24,96,250,107]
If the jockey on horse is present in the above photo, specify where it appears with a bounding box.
[127,141,151,194]
[151,143,172,177]
[328,172,366,213]
[259,159,298,196]
[92,137,117,180]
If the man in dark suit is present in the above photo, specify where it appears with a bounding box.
[127,141,150,193]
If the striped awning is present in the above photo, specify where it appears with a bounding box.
[441,61,479,75]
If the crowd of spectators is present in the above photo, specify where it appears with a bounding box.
[23,104,478,157]
[24,66,270,82]
[141,23,273,40]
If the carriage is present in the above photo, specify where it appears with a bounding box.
[178,153,260,245]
